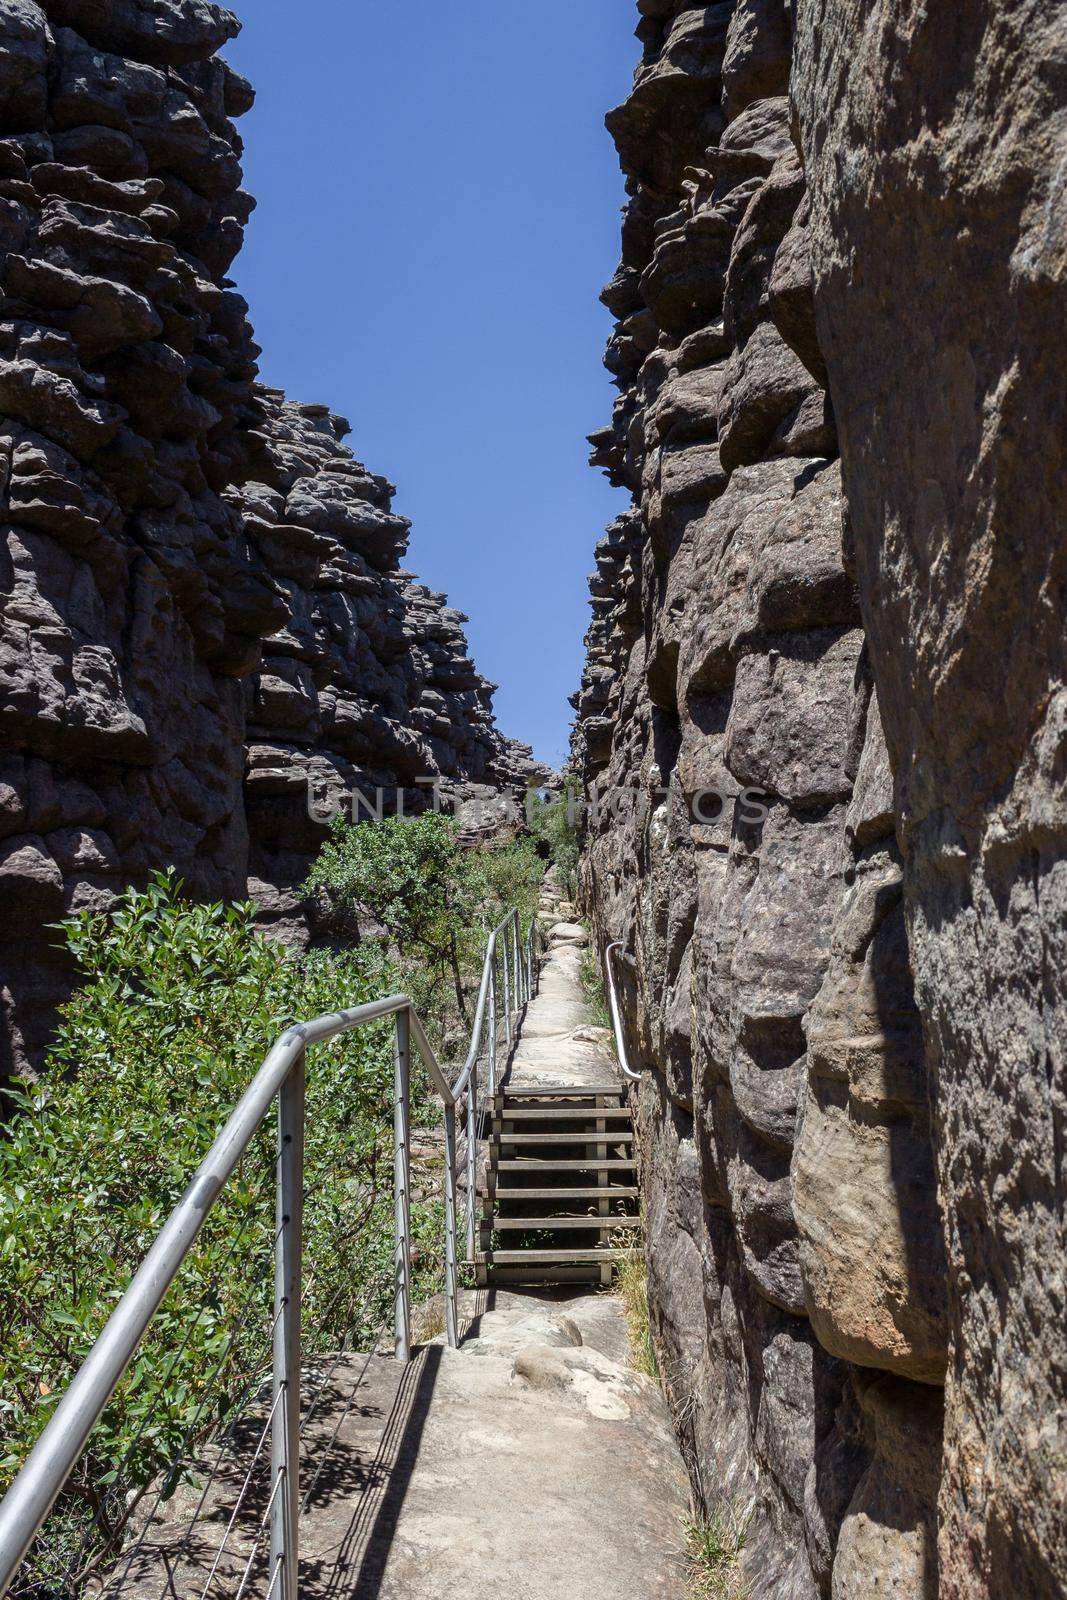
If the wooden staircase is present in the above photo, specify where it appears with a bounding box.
[475,1083,638,1286]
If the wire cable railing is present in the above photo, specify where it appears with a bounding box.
[453,912,543,1259]
[0,905,540,1600]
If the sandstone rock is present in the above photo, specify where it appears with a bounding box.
[725,630,864,807]
[831,1375,942,1600]
[718,321,834,472]
[768,195,827,387]
[794,850,947,1385]
[722,0,791,120]
[573,4,949,1595]
[792,2,1067,1591]
[0,2,537,1072]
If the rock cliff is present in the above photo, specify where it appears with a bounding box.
[575,3,1064,1597]
[0,0,532,1076]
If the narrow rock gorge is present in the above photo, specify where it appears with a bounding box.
[0,0,533,1076]
[574,3,1065,1598]
[1,2,1064,1595]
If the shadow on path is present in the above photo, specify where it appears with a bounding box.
[301,1344,442,1600]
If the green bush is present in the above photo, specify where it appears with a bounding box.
[0,872,442,1590]
[527,783,582,898]
[0,815,543,1592]
[684,1504,751,1599]
[302,812,542,1052]
[579,941,612,1035]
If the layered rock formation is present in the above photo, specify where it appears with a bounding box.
[575,3,1064,1598]
[0,0,531,1075]
[792,6,1067,1594]
[233,389,535,943]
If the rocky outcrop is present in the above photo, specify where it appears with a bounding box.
[575,3,1064,1598]
[232,389,536,942]
[792,5,1067,1595]
[0,0,532,1074]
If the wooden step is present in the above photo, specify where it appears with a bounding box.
[499,1085,623,1100]
[475,1247,626,1266]
[492,1186,639,1201]
[497,1106,632,1122]
[484,1214,639,1231]
[479,1264,614,1286]
[494,1158,636,1173]
[495,1131,634,1147]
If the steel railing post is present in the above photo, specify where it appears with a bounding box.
[0,982,488,1593]
[443,1099,459,1348]
[512,912,522,1009]
[271,1048,304,1600]
[502,926,512,1050]
[466,1064,478,1261]
[393,1011,412,1363]
[488,953,497,1098]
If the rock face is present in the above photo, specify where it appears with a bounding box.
[575,4,1064,1598]
[232,389,536,943]
[0,0,533,1075]
[792,6,1067,1595]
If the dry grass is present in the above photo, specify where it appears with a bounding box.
[413,1296,446,1343]
[684,1504,750,1600]
[579,939,613,1034]
[614,1229,658,1380]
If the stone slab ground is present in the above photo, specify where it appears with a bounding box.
[298,1289,690,1599]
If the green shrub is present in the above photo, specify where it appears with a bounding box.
[615,1236,657,1381]
[0,815,543,1592]
[579,941,612,1035]
[0,872,442,1589]
[302,812,542,1052]
[527,783,582,898]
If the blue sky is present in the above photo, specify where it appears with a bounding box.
[224,4,636,769]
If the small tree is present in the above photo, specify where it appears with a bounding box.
[527,783,582,898]
[304,812,476,1024]
[302,814,544,1049]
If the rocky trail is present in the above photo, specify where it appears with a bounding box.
[104,881,690,1600]
[284,1289,690,1600]
[2,1,1065,1596]
[311,887,689,1598]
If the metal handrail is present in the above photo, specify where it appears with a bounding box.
[0,903,539,1600]
[454,908,541,1259]
[604,941,645,1083]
